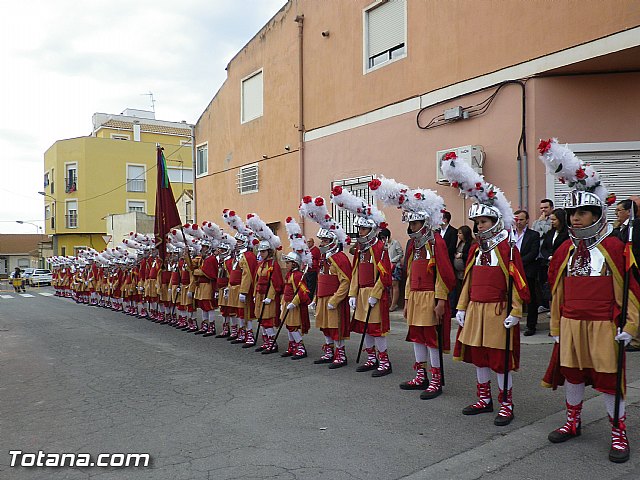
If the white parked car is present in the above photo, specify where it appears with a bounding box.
[30,269,52,286]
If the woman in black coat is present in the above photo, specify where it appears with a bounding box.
[539,209,569,306]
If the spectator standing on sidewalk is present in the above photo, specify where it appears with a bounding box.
[613,199,640,352]
[514,210,540,336]
[453,225,474,310]
[532,199,554,312]
[378,228,404,312]
[539,209,570,308]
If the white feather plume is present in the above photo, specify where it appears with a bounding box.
[245,213,282,250]
[285,216,312,266]
[330,184,385,226]
[537,138,611,204]
[298,195,348,245]
[441,153,514,229]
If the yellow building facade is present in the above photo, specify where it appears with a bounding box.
[43,110,193,256]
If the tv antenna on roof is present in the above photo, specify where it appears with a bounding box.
[141,92,156,113]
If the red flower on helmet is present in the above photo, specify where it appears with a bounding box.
[398,195,405,204]
[451,181,459,189]
[252,239,259,245]
[368,179,382,190]
[475,182,482,190]
[443,151,457,161]
[324,214,330,220]
[575,168,586,179]
[286,216,292,223]
[229,210,236,217]
[302,195,312,204]
[314,197,324,207]
[222,209,229,214]
[380,222,388,229]
[329,225,335,229]
[332,185,343,196]
[246,213,254,219]
[606,193,617,206]
[414,192,422,199]
[487,190,496,199]
[538,138,552,155]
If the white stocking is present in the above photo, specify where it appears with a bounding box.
[496,372,513,390]
[291,330,303,342]
[324,335,334,345]
[374,336,388,353]
[364,334,375,349]
[565,382,585,406]
[476,367,491,384]
[603,393,625,418]
[335,340,345,348]
[413,343,428,363]
[428,346,440,368]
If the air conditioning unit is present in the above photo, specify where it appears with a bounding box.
[436,145,484,185]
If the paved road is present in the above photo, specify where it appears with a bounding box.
[0,289,638,479]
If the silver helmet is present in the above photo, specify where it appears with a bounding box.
[282,251,301,268]
[317,228,341,257]
[234,232,249,252]
[353,216,379,249]
[469,202,508,252]
[404,218,434,250]
[564,190,611,249]
[257,240,272,252]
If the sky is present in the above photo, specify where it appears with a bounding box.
[0,0,286,234]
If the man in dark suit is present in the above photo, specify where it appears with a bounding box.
[440,211,458,266]
[439,211,458,311]
[514,210,540,336]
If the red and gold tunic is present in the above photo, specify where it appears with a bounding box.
[542,237,640,395]
[253,257,284,328]
[237,250,258,320]
[193,254,219,311]
[315,251,352,340]
[280,269,311,333]
[454,238,529,372]
[405,233,456,350]
[348,240,392,336]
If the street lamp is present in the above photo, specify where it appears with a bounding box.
[15,220,41,233]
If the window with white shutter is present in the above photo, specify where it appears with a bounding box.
[241,70,263,123]
[364,0,406,72]
[237,163,259,194]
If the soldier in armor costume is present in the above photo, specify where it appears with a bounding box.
[279,217,312,359]
[299,195,352,369]
[331,185,393,377]
[370,178,456,398]
[215,234,237,338]
[442,154,530,427]
[145,251,161,320]
[246,213,284,354]
[191,241,219,336]
[538,138,639,463]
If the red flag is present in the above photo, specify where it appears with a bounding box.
[154,146,182,263]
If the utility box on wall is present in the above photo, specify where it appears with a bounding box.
[436,145,484,184]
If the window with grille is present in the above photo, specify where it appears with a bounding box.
[241,70,263,123]
[66,200,78,228]
[126,165,146,192]
[196,144,208,176]
[331,175,375,237]
[364,0,406,72]
[237,164,259,194]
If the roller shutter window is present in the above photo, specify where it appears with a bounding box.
[366,0,406,69]
[552,150,640,224]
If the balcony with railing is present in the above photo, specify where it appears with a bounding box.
[126,178,146,192]
[65,176,78,193]
[65,213,78,228]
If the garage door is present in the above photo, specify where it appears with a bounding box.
[552,150,640,224]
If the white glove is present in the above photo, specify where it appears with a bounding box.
[349,297,357,310]
[615,329,632,346]
[368,296,378,307]
[187,291,193,299]
[223,288,229,299]
[286,302,296,311]
[503,315,520,329]
[175,286,181,293]
[553,336,560,343]
[168,288,172,297]
[262,297,272,305]
[308,301,316,310]
[455,310,466,327]
[327,303,336,310]
[239,293,246,303]
[138,286,144,292]
[214,292,218,299]
[84,281,88,285]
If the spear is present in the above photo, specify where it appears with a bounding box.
[503,228,516,397]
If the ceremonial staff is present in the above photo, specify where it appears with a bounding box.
[273,265,309,344]
[433,254,445,387]
[356,246,386,364]
[614,206,635,427]
[503,228,516,398]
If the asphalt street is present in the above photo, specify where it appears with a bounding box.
[0,286,639,479]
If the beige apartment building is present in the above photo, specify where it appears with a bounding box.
[195,0,640,239]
